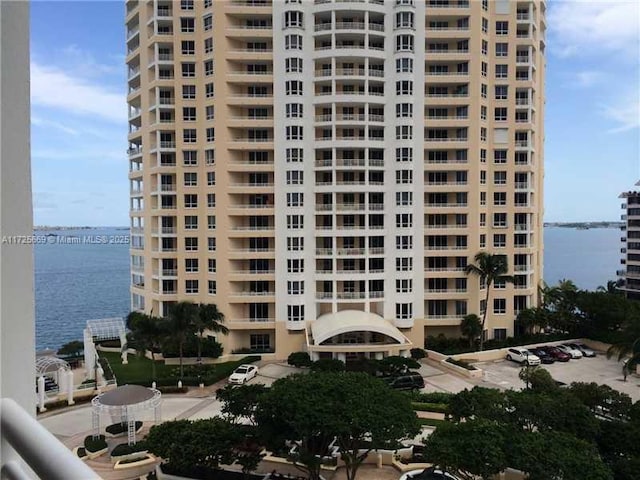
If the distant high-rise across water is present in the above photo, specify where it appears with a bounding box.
[126,0,546,359]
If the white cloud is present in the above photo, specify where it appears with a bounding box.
[602,94,640,133]
[31,62,126,123]
[572,70,606,87]
[31,115,79,136]
[548,0,640,58]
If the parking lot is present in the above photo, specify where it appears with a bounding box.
[477,350,640,401]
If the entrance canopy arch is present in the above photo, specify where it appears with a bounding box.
[307,310,413,361]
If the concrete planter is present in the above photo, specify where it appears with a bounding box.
[113,454,156,470]
[111,449,149,464]
[86,447,108,460]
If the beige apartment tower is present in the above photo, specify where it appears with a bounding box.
[127,0,545,361]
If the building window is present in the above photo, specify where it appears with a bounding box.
[396,34,414,52]
[481,39,488,55]
[286,104,303,118]
[206,105,214,120]
[250,334,270,351]
[287,281,304,295]
[287,215,304,229]
[395,11,414,29]
[181,40,195,55]
[185,258,198,273]
[204,38,213,53]
[183,150,197,166]
[183,129,196,143]
[396,80,413,95]
[493,298,506,314]
[203,14,212,31]
[395,125,413,140]
[285,125,303,140]
[287,192,304,207]
[285,57,303,73]
[206,127,215,142]
[396,103,413,118]
[205,149,215,165]
[493,234,506,248]
[494,107,508,121]
[396,147,413,162]
[184,172,197,186]
[207,193,215,208]
[395,257,413,271]
[285,34,303,50]
[181,0,194,10]
[207,172,215,186]
[284,11,304,28]
[482,17,488,33]
[287,305,304,322]
[396,303,413,320]
[496,21,508,35]
[396,235,413,250]
[287,258,304,273]
[181,63,195,77]
[287,237,304,251]
[494,192,507,206]
[208,237,216,251]
[185,237,198,251]
[184,215,198,230]
[186,279,198,294]
[286,148,303,162]
[286,170,303,185]
[396,279,412,293]
[208,280,216,295]
[182,85,196,99]
[205,83,214,98]
[496,43,509,57]
[396,57,413,73]
[208,259,216,273]
[494,328,507,340]
[184,194,198,208]
[208,215,216,230]
[495,64,508,79]
[396,191,413,206]
[494,150,507,164]
[204,60,214,76]
[180,18,195,33]
[285,80,303,96]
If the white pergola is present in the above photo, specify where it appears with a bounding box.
[83,318,128,379]
[35,355,74,412]
[91,385,161,446]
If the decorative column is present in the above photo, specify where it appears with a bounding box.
[67,370,75,405]
[57,367,67,393]
[37,375,46,412]
[92,410,100,439]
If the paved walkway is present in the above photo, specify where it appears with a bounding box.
[39,360,467,480]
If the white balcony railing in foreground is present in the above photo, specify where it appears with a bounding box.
[0,398,100,480]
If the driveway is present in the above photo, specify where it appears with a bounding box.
[477,352,640,401]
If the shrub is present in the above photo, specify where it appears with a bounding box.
[97,339,121,349]
[417,418,447,428]
[111,442,147,458]
[405,391,454,405]
[57,340,84,357]
[446,357,477,370]
[310,358,345,372]
[410,348,427,360]
[76,447,87,459]
[162,336,223,359]
[287,351,312,368]
[106,421,143,435]
[411,402,449,414]
[157,386,188,394]
[84,435,107,453]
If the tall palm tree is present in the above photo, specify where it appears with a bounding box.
[167,301,199,378]
[465,252,514,351]
[195,303,229,361]
[597,279,623,295]
[606,316,640,371]
[126,312,166,380]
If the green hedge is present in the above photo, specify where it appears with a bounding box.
[411,402,449,414]
[446,357,477,370]
[111,442,147,458]
[405,391,454,404]
[157,386,189,394]
[76,447,87,459]
[426,332,574,355]
[417,418,447,428]
[84,435,107,453]
[106,421,143,435]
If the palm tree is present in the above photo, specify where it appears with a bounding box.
[167,301,199,378]
[465,252,514,351]
[126,312,166,380]
[195,303,229,362]
[597,279,623,295]
[606,315,640,372]
[460,314,482,349]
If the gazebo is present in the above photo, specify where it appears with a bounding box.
[35,354,74,412]
[91,384,161,445]
[83,317,128,380]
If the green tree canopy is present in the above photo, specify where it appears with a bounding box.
[460,314,482,349]
[57,340,84,357]
[256,372,419,480]
[216,383,267,426]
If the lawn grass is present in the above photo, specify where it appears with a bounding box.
[99,352,174,384]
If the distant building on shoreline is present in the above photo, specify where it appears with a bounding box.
[619,183,640,300]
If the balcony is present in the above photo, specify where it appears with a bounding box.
[1,398,99,480]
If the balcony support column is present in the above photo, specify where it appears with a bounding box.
[66,371,74,405]
[37,376,46,413]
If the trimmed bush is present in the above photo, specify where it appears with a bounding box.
[157,386,189,394]
[446,357,477,370]
[111,442,147,458]
[76,447,87,459]
[411,402,449,414]
[162,336,223,359]
[106,421,143,435]
[417,418,447,428]
[310,358,345,372]
[405,391,454,405]
[410,348,427,360]
[84,435,107,453]
[287,351,312,368]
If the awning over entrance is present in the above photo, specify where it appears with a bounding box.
[311,310,409,346]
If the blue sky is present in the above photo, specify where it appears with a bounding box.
[30,1,639,226]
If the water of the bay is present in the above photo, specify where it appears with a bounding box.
[33,226,622,351]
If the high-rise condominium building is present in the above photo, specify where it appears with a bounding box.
[127,0,545,361]
[619,184,640,300]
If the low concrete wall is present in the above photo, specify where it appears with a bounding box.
[425,350,483,378]
[450,338,587,364]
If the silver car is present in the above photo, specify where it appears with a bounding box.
[557,344,583,359]
[568,342,596,357]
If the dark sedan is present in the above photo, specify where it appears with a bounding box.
[530,347,555,364]
[540,345,571,362]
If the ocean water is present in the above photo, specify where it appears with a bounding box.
[33,226,622,351]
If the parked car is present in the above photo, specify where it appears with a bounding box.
[529,347,555,364]
[557,344,583,359]
[567,342,596,357]
[406,467,460,480]
[384,373,425,391]
[540,346,571,362]
[228,364,259,384]
[505,347,541,366]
